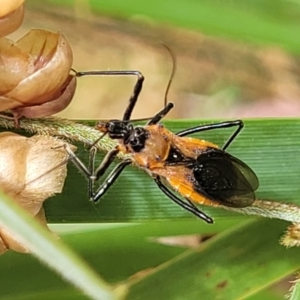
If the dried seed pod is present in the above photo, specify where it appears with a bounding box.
[0,0,24,37]
[13,74,77,118]
[0,29,76,119]
[0,132,76,253]
[0,0,24,17]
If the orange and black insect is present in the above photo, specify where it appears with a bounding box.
[69,64,259,223]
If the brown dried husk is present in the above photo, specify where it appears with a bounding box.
[0,3,24,37]
[0,132,76,253]
[13,75,77,118]
[0,0,24,18]
[0,29,75,117]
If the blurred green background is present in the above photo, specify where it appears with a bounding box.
[12,0,300,121]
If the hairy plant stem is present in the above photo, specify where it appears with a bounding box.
[0,116,121,155]
[1,116,300,227]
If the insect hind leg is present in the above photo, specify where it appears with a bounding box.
[175,120,244,151]
[154,177,213,223]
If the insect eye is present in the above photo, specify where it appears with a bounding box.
[107,120,122,131]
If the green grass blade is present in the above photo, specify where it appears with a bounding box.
[41,118,300,222]
[0,216,296,299]
[0,191,115,300]
[0,220,290,299]
[123,219,299,300]
[0,220,238,298]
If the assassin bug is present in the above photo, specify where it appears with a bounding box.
[68,55,259,223]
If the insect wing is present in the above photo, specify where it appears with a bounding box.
[193,148,259,208]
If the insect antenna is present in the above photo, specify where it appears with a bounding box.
[89,131,109,149]
[145,45,177,126]
[161,44,177,107]
[24,157,71,187]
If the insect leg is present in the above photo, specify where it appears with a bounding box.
[147,102,174,125]
[74,70,144,121]
[86,147,120,201]
[64,144,91,178]
[93,148,120,180]
[92,159,132,202]
[175,120,244,150]
[154,177,213,223]
[65,144,123,202]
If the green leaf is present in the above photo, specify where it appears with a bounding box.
[123,219,299,300]
[0,220,238,298]
[41,118,300,223]
[2,219,293,299]
[0,191,116,300]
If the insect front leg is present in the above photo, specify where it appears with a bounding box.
[92,158,132,202]
[64,144,96,200]
[65,144,123,202]
[64,143,91,178]
[88,147,122,202]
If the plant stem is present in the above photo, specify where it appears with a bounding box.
[224,199,300,223]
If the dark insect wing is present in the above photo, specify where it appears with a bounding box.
[192,148,259,207]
